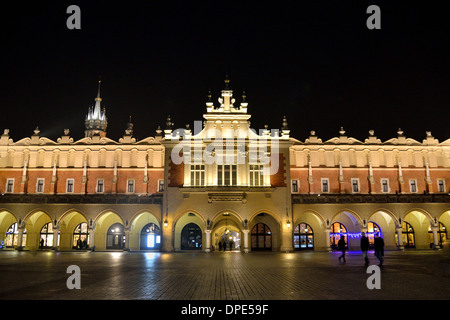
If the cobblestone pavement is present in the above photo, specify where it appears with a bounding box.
[0,247,449,300]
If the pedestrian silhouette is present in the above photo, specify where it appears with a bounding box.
[338,235,346,263]
[360,232,370,265]
[374,234,384,266]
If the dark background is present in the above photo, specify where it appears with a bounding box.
[1,1,448,142]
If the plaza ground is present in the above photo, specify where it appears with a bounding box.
[0,247,449,300]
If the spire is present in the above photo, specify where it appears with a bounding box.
[85,80,108,138]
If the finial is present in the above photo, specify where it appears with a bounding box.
[96,80,102,101]
[166,115,173,130]
[207,89,212,102]
[224,73,230,89]
[242,89,246,102]
[282,116,289,130]
[339,127,346,136]
[397,128,404,136]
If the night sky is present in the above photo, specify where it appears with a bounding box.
[1,1,449,143]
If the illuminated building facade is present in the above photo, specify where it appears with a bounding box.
[0,79,449,252]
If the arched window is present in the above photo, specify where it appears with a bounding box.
[5,223,27,248]
[40,223,54,248]
[330,222,347,249]
[401,221,415,248]
[140,223,161,250]
[106,223,125,249]
[251,223,272,251]
[73,222,89,249]
[428,222,447,248]
[367,221,382,247]
[181,223,202,250]
[294,223,314,250]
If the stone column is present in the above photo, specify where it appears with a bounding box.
[396,227,404,250]
[52,226,59,251]
[205,229,212,252]
[431,226,441,250]
[324,228,331,251]
[16,226,24,250]
[242,229,249,253]
[88,227,95,251]
[124,228,130,251]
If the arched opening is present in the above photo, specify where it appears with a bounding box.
[0,211,17,248]
[174,212,205,251]
[130,211,160,251]
[400,210,433,249]
[106,223,125,250]
[366,210,397,250]
[251,223,272,251]
[294,223,314,250]
[140,223,161,250]
[94,211,125,250]
[211,211,242,252]
[181,223,202,250]
[23,210,52,250]
[58,210,88,250]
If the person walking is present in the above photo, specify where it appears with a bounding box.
[360,232,370,265]
[374,234,385,266]
[337,235,346,263]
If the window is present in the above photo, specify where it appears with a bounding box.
[294,223,314,250]
[398,221,415,248]
[291,179,299,193]
[367,222,382,247]
[36,178,45,193]
[158,179,165,192]
[96,179,104,193]
[218,164,237,186]
[6,179,14,193]
[249,164,264,186]
[127,179,135,193]
[321,178,329,193]
[381,178,389,193]
[409,179,417,193]
[437,179,445,193]
[190,165,205,186]
[330,222,348,249]
[73,222,89,249]
[39,223,54,248]
[5,223,27,248]
[66,179,74,193]
[351,178,360,193]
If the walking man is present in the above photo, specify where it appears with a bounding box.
[360,232,369,265]
[338,235,346,263]
[374,234,385,266]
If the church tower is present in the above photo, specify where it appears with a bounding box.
[85,81,108,138]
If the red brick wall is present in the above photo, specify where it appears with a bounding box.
[168,157,184,187]
[289,167,449,194]
[270,154,286,187]
[0,169,164,194]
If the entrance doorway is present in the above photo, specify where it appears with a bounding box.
[106,223,125,249]
[181,223,202,250]
[218,231,240,251]
[251,223,272,251]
